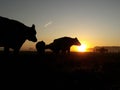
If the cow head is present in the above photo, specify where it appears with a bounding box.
[73,37,81,46]
[26,24,37,42]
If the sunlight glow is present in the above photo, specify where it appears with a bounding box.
[70,41,89,52]
[78,44,87,52]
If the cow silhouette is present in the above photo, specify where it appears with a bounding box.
[45,37,81,54]
[36,41,45,55]
[0,16,37,55]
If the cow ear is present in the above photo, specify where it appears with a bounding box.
[32,24,35,29]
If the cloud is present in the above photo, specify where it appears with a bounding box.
[44,21,53,28]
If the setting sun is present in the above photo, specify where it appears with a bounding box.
[78,44,87,52]
[71,43,87,52]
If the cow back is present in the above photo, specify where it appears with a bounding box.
[0,16,37,49]
[53,37,80,48]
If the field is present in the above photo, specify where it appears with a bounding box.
[0,51,120,89]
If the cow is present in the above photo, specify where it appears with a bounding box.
[45,37,81,54]
[0,16,37,55]
[36,41,45,55]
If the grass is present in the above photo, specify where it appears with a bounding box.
[0,51,120,89]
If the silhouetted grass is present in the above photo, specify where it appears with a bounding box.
[0,51,120,89]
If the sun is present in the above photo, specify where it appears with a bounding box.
[78,44,87,52]
[70,42,88,52]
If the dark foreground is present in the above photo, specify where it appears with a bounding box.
[0,51,120,89]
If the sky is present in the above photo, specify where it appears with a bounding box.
[0,0,120,51]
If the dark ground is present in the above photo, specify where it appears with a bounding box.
[0,51,120,89]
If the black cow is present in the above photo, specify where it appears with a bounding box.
[0,16,37,55]
[45,37,81,54]
[36,41,45,55]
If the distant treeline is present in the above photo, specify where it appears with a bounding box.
[94,46,120,53]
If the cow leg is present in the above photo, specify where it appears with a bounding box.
[13,48,20,56]
[4,46,9,56]
[61,49,66,54]
[54,50,59,54]
[67,48,70,54]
